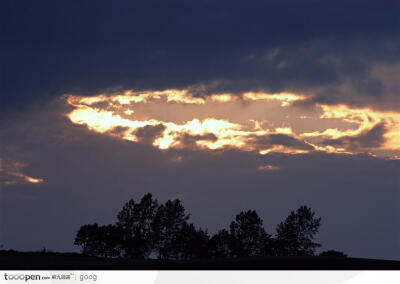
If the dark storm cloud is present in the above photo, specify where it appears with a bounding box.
[1,0,399,115]
[323,122,387,151]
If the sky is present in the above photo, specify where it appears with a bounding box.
[0,0,399,260]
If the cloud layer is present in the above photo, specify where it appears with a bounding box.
[65,89,400,159]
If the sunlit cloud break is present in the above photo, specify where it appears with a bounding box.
[65,88,400,159]
[0,158,44,186]
[301,104,400,153]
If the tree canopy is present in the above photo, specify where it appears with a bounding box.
[275,206,321,256]
[116,193,159,258]
[74,194,331,260]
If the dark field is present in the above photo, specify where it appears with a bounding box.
[1,251,400,270]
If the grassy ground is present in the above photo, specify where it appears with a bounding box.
[1,250,400,270]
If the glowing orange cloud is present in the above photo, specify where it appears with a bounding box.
[301,104,400,151]
[64,88,400,159]
[67,104,284,153]
[65,89,311,155]
[242,92,307,106]
[0,158,44,186]
[8,172,44,184]
[66,89,307,106]
[209,93,238,103]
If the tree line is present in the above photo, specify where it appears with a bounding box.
[74,193,344,260]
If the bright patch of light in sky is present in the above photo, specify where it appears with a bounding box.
[65,89,400,159]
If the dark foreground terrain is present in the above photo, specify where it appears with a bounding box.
[1,250,400,270]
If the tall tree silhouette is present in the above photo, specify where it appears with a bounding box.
[209,210,272,258]
[116,193,159,259]
[275,206,321,256]
[152,199,190,259]
[229,210,272,257]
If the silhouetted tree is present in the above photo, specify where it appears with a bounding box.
[74,223,122,257]
[97,225,123,258]
[152,199,190,259]
[275,206,321,256]
[208,210,272,258]
[208,229,233,258]
[177,223,210,260]
[74,193,328,260]
[319,250,347,258]
[229,210,272,257]
[74,223,101,256]
[116,193,159,259]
